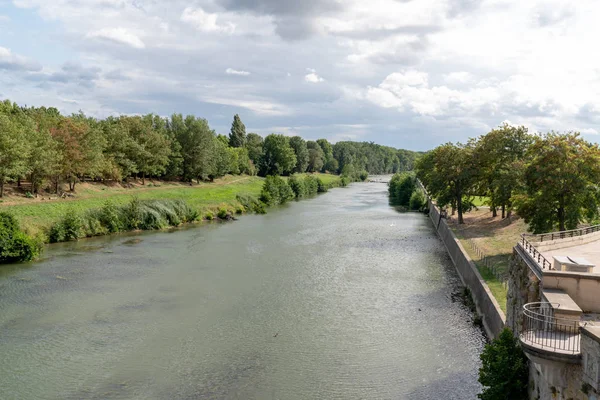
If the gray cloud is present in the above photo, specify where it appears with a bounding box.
[26,62,101,88]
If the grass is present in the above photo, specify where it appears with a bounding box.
[447,208,529,313]
[470,196,490,207]
[2,173,341,237]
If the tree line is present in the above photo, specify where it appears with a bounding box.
[0,99,418,197]
[416,123,600,233]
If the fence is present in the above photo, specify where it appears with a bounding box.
[520,235,552,270]
[521,302,580,354]
[523,224,600,243]
[467,239,508,289]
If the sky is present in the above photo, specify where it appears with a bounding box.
[1,0,599,151]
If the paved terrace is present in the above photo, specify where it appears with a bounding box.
[542,242,600,273]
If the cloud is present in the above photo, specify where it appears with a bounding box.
[26,62,101,88]
[181,7,236,34]
[225,68,250,76]
[86,27,145,49]
[0,47,42,72]
[304,68,324,83]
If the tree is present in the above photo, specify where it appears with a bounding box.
[474,124,532,218]
[289,136,309,173]
[416,142,476,224]
[307,141,324,172]
[229,114,246,148]
[317,138,338,173]
[246,133,264,165]
[173,115,217,182]
[388,173,416,207]
[259,134,297,176]
[478,328,528,400]
[513,132,600,233]
[0,112,30,197]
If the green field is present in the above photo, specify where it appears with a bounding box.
[3,173,342,236]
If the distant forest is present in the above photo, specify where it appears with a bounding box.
[0,99,419,196]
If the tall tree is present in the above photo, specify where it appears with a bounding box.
[246,133,264,165]
[416,142,476,224]
[229,114,246,148]
[0,114,30,197]
[289,136,309,173]
[259,134,297,176]
[474,124,532,218]
[173,115,216,182]
[513,132,600,233]
[306,141,324,172]
[316,138,338,173]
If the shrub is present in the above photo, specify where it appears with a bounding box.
[82,211,108,237]
[0,213,41,262]
[358,170,369,181]
[260,176,294,206]
[389,172,416,207]
[340,176,350,187]
[48,223,65,243]
[236,193,266,214]
[62,211,84,241]
[205,211,214,220]
[478,328,529,400]
[217,208,228,219]
[99,200,122,233]
[316,178,328,193]
[409,189,426,211]
[124,196,143,230]
[304,175,319,196]
[288,175,307,199]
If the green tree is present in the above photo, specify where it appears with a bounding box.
[0,112,30,197]
[289,136,309,173]
[173,115,217,182]
[259,134,297,176]
[246,133,264,165]
[317,139,338,173]
[416,142,476,224]
[229,114,246,148]
[307,141,324,172]
[474,124,532,218]
[513,132,600,233]
[478,328,528,400]
[388,173,416,207]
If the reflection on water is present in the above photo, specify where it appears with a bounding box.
[0,181,485,399]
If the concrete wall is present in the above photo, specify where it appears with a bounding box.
[426,198,506,339]
[543,272,600,313]
[533,230,600,253]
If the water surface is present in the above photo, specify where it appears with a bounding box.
[0,182,485,399]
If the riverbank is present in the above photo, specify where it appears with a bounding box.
[447,208,527,313]
[1,173,342,239]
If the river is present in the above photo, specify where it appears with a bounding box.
[0,181,485,399]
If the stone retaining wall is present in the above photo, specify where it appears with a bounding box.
[427,198,506,338]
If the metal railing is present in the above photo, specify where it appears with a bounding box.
[523,224,600,243]
[520,302,580,354]
[520,235,552,270]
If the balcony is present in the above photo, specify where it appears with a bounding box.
[520,302,582,362]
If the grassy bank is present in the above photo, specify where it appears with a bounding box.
[2,173,343,239]
[447,208,528,313]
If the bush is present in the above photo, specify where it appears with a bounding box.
[0,213,41,262]
[236,193,266,214]
[358,170,369,181]
[124,196,143,230]
[304,175,319,196]
[478,328,528,400]
[62,211,84,241]
[340,176,350,187]
[316,178,328,193]
[205,211,214,220]
[288,175,307,199]
[389,172,416,207]
[260,176,295,206]
[48,223,65,243]
[409,189,426,211]
[217,207,228,219]
[99,200,122,233]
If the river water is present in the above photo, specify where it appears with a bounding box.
[0,181,485,399]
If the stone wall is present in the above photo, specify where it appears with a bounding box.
[426,198,506,338]
[506,246,540,334]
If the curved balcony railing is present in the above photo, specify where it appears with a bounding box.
[520,302,580,355]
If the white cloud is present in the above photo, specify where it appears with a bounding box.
[225,68,250,76]
[86,27,145,49]
[444,72,473,85]
[305,69,324,83]
[0,46,41,71]
[181,7,235,34]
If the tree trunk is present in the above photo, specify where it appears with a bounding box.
[558,206,566,231]
[502,204,506,219]
[55,175,60,194]
[492,206,497,218]
[142,172,145,185]
[17,177,21,187]
[0,178,4,198]
[457,184,464,224]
